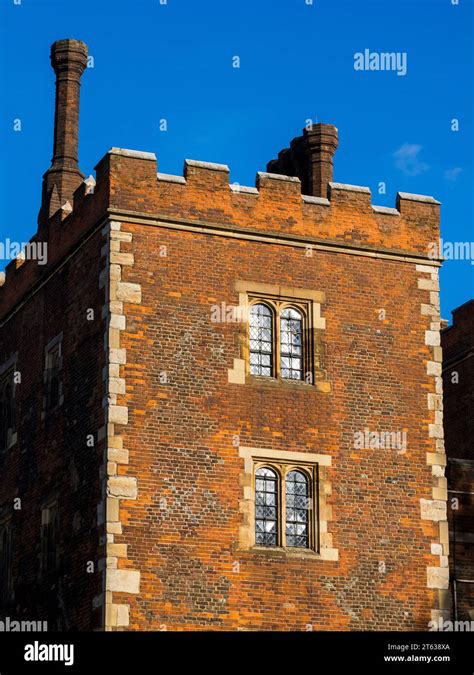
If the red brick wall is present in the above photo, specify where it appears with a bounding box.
[0,228,106,630]
[109,199,441,629]
[0,145,445,631]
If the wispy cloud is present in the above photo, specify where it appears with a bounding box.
[444,167,463,182]
[393,143,429,177]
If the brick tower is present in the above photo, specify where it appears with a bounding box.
[0,40,450,631]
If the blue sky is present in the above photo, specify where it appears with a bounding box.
[0,0,472,320]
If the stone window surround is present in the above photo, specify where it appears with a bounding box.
[0,353,18,452]
[238,446,338,561]
[42,332,64,417]
[228,281,330,391]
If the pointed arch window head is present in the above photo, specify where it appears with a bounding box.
[285,470,310,548]
[280,308,303,380]
[249,304,274,377]
[255,467,278,546]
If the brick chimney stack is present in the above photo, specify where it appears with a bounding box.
[266,123,338,199]
[39,39,88,224]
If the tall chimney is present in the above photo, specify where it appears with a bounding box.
[39,39,88,224]
[266,123,338,199]
[305,124,338,198]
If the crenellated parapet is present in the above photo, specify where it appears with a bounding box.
[0,169,108,323]
[101,147,441,257]
[0,145,441,322]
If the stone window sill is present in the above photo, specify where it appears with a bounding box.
[247,375,330,392]
[241,545,335,562]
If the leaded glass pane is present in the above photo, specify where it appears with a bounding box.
[285,470,310,548]
[280,308,303,380]
[249,304,274,377]
[255,467,278,546]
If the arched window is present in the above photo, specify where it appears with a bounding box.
[280,308,303,380]
[255,467,278,546]
[251,462,318,551]
[249,304,273,377]
[285,470,310,548]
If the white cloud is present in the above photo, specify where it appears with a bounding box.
[393,143,429,177]
[444,167,463,182]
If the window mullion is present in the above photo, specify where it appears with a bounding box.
[302,313,307,382]
[314,467,319,552]
[280,466,286,547]
[275,304,280,379]
[308,470,313,550]
[305,311,311,383]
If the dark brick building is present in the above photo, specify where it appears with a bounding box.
[0,39,451,630]
[442,300,474,622]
